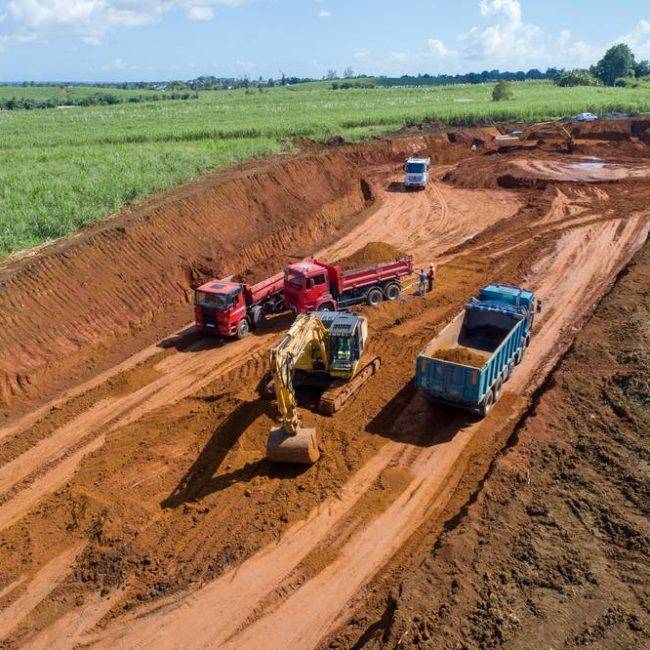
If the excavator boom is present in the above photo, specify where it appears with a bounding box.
[267,313,328,464]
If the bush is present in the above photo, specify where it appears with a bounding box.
[492,80,513,101]
[614,77,629,87]
[555,70,601,87]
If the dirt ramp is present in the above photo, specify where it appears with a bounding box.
[0,152,371,407]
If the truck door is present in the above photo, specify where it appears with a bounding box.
[309,273,330,309]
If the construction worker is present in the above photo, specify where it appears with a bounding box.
[418,269,427,296]
[427,262,436,292]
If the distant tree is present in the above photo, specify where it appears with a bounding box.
[593,43,636,86]
[324,69,338,80]
[554,69,601,87]
[635,60,650,78]
[492,80,513,101]
[343,66,354,78]
[526,68,544,80]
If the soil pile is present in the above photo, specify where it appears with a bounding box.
[335,241,404,270]
[432,346,488,367]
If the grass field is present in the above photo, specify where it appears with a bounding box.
[1,80,649,256]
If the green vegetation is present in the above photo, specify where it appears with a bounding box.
[492,80,514,101]
[1,80,649,256]
[555,70,602,87]
[592,44,638,86]
[0,85,197,110]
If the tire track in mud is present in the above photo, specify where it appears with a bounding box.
[82,212,649,649]
[0,542,85,641]
[0,335,275,531]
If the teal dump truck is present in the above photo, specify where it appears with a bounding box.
[416,284,541,416]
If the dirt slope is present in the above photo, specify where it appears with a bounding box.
[0,120,648,649]
[327,240,649,649]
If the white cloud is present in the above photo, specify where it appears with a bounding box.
[620,19,650,59]
[427,38,450,57]
[187,5,214,21]
[2,0,248,44]
[318,9,330,18]
[350,2,648,77]
[354,48,370,62]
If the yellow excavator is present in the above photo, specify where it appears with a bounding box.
[264,310,381,465]
[494,121,575,153]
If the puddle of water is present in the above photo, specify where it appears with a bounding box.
[566,161,606,170]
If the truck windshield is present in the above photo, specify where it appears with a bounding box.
[284,270,304,289]
[195,290,235,311]
[405,162,426,174]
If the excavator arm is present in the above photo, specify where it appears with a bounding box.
[269,312,329,436]
[520,121,575,153]
[267,313,329,464]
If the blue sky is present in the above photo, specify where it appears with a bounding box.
[0,0,648,81]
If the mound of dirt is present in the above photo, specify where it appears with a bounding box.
[335,242,404,270]
[432,347,488,367]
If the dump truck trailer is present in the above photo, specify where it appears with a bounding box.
[194,273,285,339]
[283,256,413,313]
[416,284,541,415]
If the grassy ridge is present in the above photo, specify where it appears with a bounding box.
[1,80,649,256]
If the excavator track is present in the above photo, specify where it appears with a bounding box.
[318,356,382,415]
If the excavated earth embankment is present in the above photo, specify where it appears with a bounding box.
[0,134,455,411]
[0,119,648,649]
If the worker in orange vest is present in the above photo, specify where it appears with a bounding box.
[427,262,436,293]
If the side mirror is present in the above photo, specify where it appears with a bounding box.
[536,300,543,313]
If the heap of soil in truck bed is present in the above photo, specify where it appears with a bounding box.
[432,347,488,367]
[335,241,404,270]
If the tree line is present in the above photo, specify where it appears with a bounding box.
[554,44,649,87]
[0,90,198,111]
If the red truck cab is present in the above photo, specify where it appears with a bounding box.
[195,272,285,339]
[284,260,336,312]
[194,280,248,337]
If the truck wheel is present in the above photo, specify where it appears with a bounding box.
[503,362,514,382]
[235,319,250,339]
[250,306,264,329]
[367,288,383,307]
[524,334,531,349]
[494,378,503,400]
[319,302,335,312]
[384,283,400,301]
[480,390,494,417]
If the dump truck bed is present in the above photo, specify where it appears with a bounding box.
[417,295,531,411]
[329,257,413,294]
[244,272,284,305]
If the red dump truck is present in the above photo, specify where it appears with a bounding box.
[194,273,285,339]
[283,256,413,313]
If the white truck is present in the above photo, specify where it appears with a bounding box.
[403,157,431,190]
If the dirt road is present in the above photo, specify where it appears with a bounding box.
[0,121,648,648]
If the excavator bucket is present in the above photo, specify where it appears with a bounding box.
[267,426,320,465]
